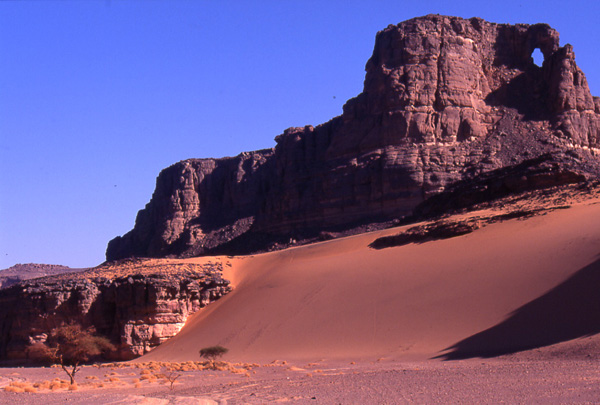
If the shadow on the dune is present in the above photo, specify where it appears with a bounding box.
[435,257,600,360]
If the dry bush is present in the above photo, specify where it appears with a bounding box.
[134,382,143,388]
[146,361,161,371]
[49,381,63,391]
[4,381,37,393]
[68,383,78,391]
[34,380,52,390]
[9,381,30,388]
[4,386,24,393]
[86,375,99,380]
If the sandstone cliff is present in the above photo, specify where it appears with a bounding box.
[0,259,231,361]
[107,15,600,261]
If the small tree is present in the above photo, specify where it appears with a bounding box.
[199,345,228,368]
[28,324,115,385]
[165,371,182,390]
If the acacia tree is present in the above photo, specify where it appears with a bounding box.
[199,345,228,368]
[28,324,115,385]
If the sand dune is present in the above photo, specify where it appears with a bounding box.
[140,200,600,363]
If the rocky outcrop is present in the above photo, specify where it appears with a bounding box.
[369,218,482,250]
[107,15,600,261]
[107,151,274,260]
[0,260,231,361]
[413,151,590,218]
[370,205,569,250]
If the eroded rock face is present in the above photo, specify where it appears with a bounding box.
[107,15,600,261]
[107,151,274,259]
[0,260,231,361]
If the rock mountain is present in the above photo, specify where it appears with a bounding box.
[107,15,600,261]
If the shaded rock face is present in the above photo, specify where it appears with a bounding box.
[107,15,600,261]
[108,151,274,259]
[0,261,231,361]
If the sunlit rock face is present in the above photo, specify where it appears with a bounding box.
[107,15,600,261]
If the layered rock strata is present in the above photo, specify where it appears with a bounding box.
[107,14,600,260]
[0,260,231,361]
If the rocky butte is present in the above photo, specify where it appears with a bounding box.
[1,15,600,361]
[0,260,231,361]
[106,14,600,261]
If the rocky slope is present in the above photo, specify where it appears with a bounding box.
[0,259,231,361]
[107,15,600,261]
[0,263,81,289]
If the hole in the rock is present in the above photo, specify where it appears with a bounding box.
[532,48,544,67]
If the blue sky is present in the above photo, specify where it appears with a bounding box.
[1,1,598,269]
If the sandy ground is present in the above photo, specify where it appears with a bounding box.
[2,347,600,404]
[3,189,600,403]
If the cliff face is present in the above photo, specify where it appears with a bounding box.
[107,15,600,261]
[0,260,231,361]
[107,151,274,259]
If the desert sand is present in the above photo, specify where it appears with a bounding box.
[143,196,600,364]
[3,194,600,403]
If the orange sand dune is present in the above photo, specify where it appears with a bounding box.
[141,200,600,363]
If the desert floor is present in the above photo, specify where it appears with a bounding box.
[2,345,600,404]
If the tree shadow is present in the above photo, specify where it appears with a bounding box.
[435,257,600,360]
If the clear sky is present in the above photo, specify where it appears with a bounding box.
[1,0,598,269]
